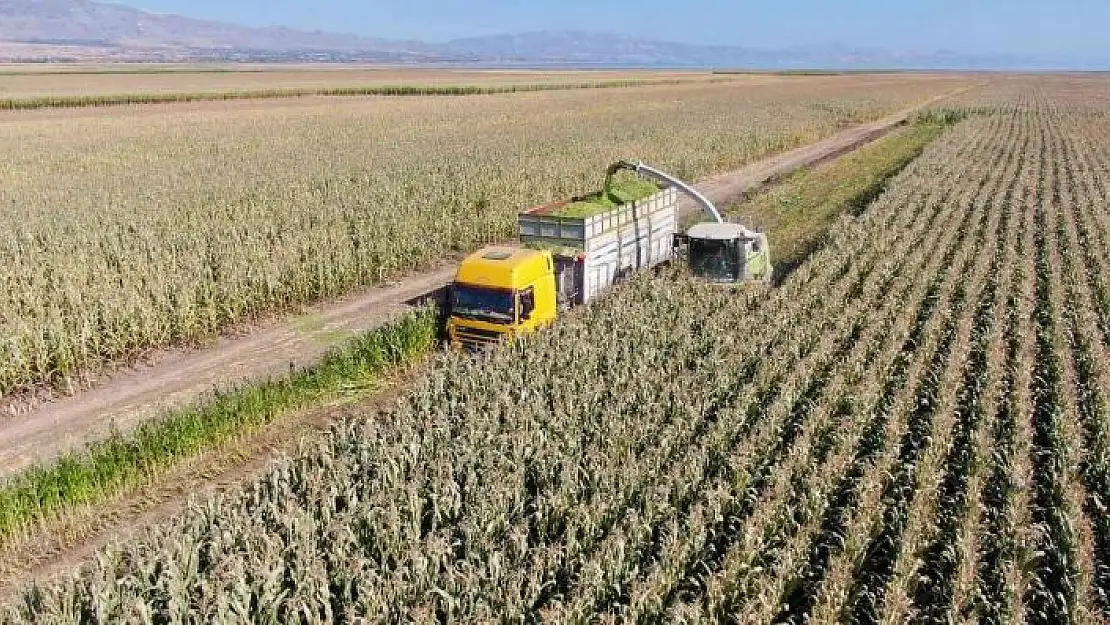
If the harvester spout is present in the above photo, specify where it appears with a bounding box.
[605,160,724,224]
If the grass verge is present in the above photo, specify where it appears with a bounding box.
[0,77,727,111]
[729,116,952,279]
[0,307,438,543]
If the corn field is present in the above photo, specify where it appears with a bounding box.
[0,75,966,399]
[4,77,1109,623]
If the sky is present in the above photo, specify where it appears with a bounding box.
[132,0,1110,59]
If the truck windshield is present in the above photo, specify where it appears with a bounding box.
[451,284,515,324]
[690,239,741,283]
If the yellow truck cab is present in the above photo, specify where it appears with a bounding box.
[447,246,559,351]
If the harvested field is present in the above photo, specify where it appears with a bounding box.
[0,73,968,401]
[5,76,1110,624]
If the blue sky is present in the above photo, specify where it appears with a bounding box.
[134,0,1109,57]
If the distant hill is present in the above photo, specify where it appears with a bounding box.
[0,0,1094,68]
[0,0,426,52]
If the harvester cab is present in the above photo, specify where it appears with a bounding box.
[604,161,773,284]
[685,222,773,284]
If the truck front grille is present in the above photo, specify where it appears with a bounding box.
[454,327,504,351]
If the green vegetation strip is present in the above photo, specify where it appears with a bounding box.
[0,78,729,111]
[733,115,953,274]
[0,307,438,542]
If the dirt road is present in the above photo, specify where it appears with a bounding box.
[0,91,961,479]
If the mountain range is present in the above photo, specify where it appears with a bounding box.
[0,0,1099,69]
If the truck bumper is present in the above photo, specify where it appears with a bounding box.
[449,325,506,352]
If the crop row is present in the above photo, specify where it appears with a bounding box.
[707,121,1009,624]
[783,110,1021,625]
[1046,103,1110,616]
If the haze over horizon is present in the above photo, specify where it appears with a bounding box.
[130,0,1109,60]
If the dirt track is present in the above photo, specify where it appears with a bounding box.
[0,90,962,479]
